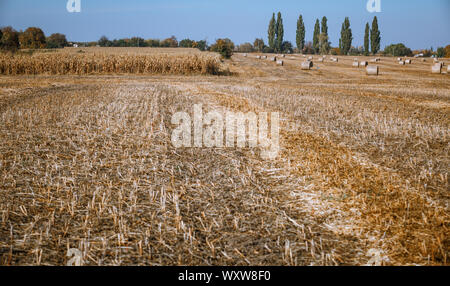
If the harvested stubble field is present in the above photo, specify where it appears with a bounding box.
[0,48,448,266]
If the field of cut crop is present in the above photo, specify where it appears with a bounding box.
[0,48,448,265]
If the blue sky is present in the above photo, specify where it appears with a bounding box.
[0,0,449,50]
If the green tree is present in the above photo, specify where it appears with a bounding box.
[364,23,370,56]
[319,16,330,54]
[46,33,68,49]
[281,41,293,54]
[275,12,284,52]
[319,34,330,55]
[161,36,178,47]
[370,16,381,55]
[210,38,234,59]
[383,43,412,57]
[296,14,305,52]
[436,47,445,58]
[179,39,194,48]
[268,13,276,50]
[253,38,265,52]
[98,36,112,47]
[339,17,352,55]
[196,40,207,51]
[19,27,46,49]
[312,19,320,54]
[1,26,20,51]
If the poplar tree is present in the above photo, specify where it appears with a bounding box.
[339,17,352,55]
[296,14,305,52]
[320,16,330,54]
[364,23,370,56]
[275,12,284,52]
[370,16,381,55]
[312,19,320,54]
[268,13,276,50]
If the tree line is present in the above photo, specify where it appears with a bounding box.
[1,23,448,59]
[0,26,68,51]
[264,13,381,56]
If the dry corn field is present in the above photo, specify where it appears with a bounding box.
[0,48,221,75]
[0,49,448,266]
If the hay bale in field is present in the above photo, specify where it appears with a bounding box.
[243,53,247,57]
[301,61,313,70]
[405,59,411,64]
[256,55,261,59]
[276,60,284,66]
[302,55,306,58]
[281,54,286,58]
[360,61,368,67]
[308,56,313,60]
[353,61,359,67]
[448,65,450,72]
[317,58,324,62]
[397,57,402,61]
[431,63,441,74]
[262,55,267,59]
[270,57,277,62]
[422,58,426,62]
[331,57,338,62]
[399,61,405,65]
[366,65,379,75]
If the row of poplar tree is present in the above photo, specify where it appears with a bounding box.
[268,13,381,55]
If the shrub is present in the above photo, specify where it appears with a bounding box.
[330,47,340,55]
[263,46,274,53]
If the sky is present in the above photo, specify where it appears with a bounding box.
[0,0,449,50]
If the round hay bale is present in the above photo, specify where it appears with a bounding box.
[276,60,284,66]
[317,58,324,62]
[397,57,402,61]
[405,59,411,64]
[448,65,450,73]
[399,61,405,65]
[243,53,247,57]
[308,56,313,60]
[270,57,277,62]
[262,55,267,59]
[360,61,368,67]
[366,65,379,75]
[331,57,338,62]
[301,61,313,70]
[282,54,286,58]
[352,61,359,67]
[256,55,261,59]
[431,63,442,74]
